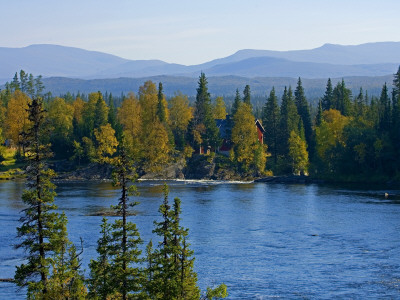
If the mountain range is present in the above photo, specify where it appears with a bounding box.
[0,42,399,99]
[0,42,400,81]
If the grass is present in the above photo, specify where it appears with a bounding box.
[0,148,25,179]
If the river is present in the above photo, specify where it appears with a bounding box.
[1,180,400,299]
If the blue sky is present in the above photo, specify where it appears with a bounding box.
[2,0,400,65]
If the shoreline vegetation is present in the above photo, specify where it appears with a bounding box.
[1,68,400,186]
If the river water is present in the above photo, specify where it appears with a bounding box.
[1,180,400,299]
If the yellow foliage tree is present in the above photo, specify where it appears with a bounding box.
[288,130,309,175]
[139,81,158,125]
[169,92,193,132]
[72,97,85,125]
[48,97,74,140]
[142,120,170,173]
[4,90,31,151]
[94,123,118,164]
[213,96,227,119]
[117,93,142,159]
[231,103,265,172]
[315,109,350,160]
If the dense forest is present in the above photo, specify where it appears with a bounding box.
[1,68,400,182]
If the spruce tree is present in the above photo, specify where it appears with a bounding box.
[262,87,280,164]
[322,78,333,111]
[88,218,114,299]
[231,89,242,116]
[88,139,143,299]
[148,184,200,299]
[110,138,143,299]
[14,98,68,298]
[243,84,251,109]
[157,82,167,123]
[315,100,323,127]
[279,86,300,162]
[193,73,220,150]
[19,70,28,93]
[378,83,391,133]
[295,78,312,150]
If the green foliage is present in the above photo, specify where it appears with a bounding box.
[205,284,228,300]
[14,98,84,299]
[262,87,280,165]
[243,84,251,108]
[146,184,201,299]
[192,73,221,150]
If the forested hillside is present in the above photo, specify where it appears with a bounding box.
[1,68,400,183]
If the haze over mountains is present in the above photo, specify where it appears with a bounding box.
[0,42,399,98]
[1,42,400,80]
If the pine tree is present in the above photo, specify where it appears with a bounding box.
[262,87,280,164]
[110,138,143,299]
[47,214,86,299]
[332,79,352,116]
[157,82,168,124]
[231,89,242,116]
[279,86,300,161]
[94,92,109,129]
[322,78,333,111]
[88,218,115,299]
[147,184,200,299]
[315,100,323,127]
[295,78,313,150]
[378,83,391,132]
[19,70,28,93]
[14,98,67,298]
[27,73,35,98]
[10,72,20,92]
[243,84,251,109]
[193,73,220,150]
[108,93,122,138]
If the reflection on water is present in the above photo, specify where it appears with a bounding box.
[1,180,400,299]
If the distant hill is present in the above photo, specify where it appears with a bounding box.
[42,74,394,104]
[0,42,399,81]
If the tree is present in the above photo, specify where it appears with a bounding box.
[279,86,300,161]
[94,93,109,130]
[157,82,168,124]
[321,78,333,111]
[88,218,115,299]
[147,184,200,299]
[14,98,68,298]
[117,93,142,159]
[192,73,220,150]
[213,96,227,119]
[332,79,352,116]
[47,97,74,158]
[288,131,309,175]
[243,84,251,108]
[110,138,143,299]
[169,92,193,150]
[46,214,86,299]
[378,83,391,132]
[231,89,242,116]
[262,87,280,164]
[231,103,264,172]
[295,78,313,151]
[94,123,119,164]
[315,109,350,174]
[4,90,31,153]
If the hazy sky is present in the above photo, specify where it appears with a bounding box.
[2,0,399,65]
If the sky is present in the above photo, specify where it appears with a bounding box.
[2,0,400,65]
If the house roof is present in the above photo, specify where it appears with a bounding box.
[255,119,265,133]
